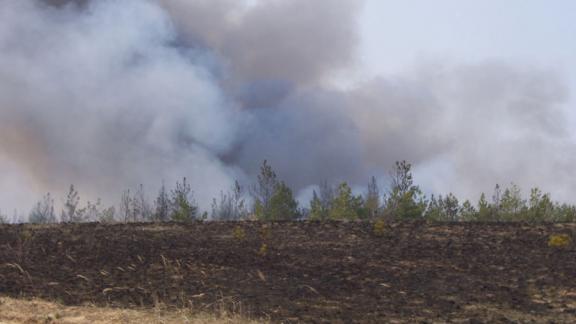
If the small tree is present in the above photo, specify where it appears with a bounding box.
[384,161,427,220]
[154,182,170,222]
[319,181,335,211]
[252,160,278,219]
[29,193,56,224]
[552,203,576,222]
[499,183,525,221]
[477,193,491,221]
[170,177,198,222]
[459,200,477,221]
[211,181,248,221]
[308,180,334,221]
[232,181,249,220]
[491,184,502,221]
[527,188,554,222]
[442,193,460,221]
[268,181,299,221]
[425,194,459,221]
[132,184,152,222]
[99,206,116,223]
[252,160,299,221]
[61,185,80,223]
[329,182,364,220]
[425,194,442,221]
[309,190,325,220]
[365,176,381,219]
[120,189,132,223]
[0,209,8,224]
[79,199,102,222]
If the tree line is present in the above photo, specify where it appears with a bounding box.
[3,160,575,224]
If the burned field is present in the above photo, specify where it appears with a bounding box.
[0,222,575,323]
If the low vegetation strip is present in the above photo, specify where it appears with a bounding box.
[1,221,575,322]
[8,160,576,226]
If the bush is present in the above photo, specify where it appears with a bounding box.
[232,226,246,241]
[258,243,268,257]
[373,219,386,236]
[548,234,572,248]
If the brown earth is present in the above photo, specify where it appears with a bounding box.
[0,221,575,323]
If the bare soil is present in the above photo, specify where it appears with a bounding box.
[1,221,575,323]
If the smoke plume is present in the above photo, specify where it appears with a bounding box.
[0,0,574,215]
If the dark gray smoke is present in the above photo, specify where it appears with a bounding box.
[0,0,574,214]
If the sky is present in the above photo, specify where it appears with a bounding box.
[360,0,576,120]
[361,1,576,75]
[360,0,576,123]
[1,0,576,218]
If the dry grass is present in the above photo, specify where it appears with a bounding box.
[548,233,572,248]
[0,297,264,324]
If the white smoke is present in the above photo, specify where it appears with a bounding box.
[0,0,244,211]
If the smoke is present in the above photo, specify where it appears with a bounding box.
[346,63,575,202]
[0,0,574,215]
[0,0,244,211]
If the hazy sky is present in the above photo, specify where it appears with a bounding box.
[359,0,576,118]
[361,1,576,75]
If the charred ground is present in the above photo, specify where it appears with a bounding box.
[0,221,575,322]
